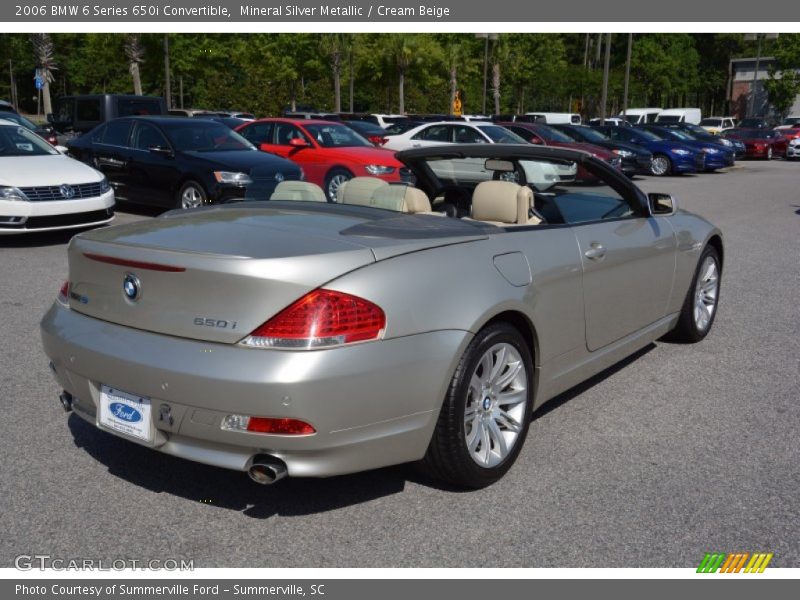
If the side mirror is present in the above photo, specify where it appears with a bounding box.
[648,193,677,216]
[289,137,309,148]
[528,136,543,145]
[149,145,173,157]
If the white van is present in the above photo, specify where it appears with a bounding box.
[619,108,662,125]
[655,108,702,125]
[524,112,582,125]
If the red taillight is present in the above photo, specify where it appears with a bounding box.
[369,135,388,146]
[57,280,69,306]
[247,417,315,435]
[241,289,386,349]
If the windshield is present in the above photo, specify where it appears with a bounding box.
[0,112,38,130]
[656,115,681,123]
[633,129,662,141]
[303,123,371,147]
[0,125,58,156]
[665,129,694,141]
[477,125,527,144]
[386,121,423,135]
[533,125,576,143]
[567,126,608,143]
[700,119,722,127]
[740,129,777,139]
[166,122,255,152]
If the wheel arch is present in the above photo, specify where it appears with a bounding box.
[706,234,724,272]
[477,309,540,369]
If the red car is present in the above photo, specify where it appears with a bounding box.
[497,122,623,177]
[724,128,787,160]
[236,118,406,201]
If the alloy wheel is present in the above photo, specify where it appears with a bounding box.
[463,343,528,468]
[693,256,719,332]
[327,173,351,202]
[181,185,204,209]
[651,156,670,176]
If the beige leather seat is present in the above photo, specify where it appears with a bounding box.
[470,180,542,226]
[270,181,327,202]
[337,177,388,205]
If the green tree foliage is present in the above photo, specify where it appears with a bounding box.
[1,33,797,119]
[763,34,800,118]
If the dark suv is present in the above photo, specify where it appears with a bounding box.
[48,94,166,140]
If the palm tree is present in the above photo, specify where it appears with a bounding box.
[387,35,416,114]
[29,33,56,115]
[125,34,145,95]
[320,34,347,113]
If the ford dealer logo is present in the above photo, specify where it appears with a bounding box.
[59,184,75,199]
[110,402,142,423]
[122,273,141,301]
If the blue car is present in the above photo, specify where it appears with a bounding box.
[594,125,705,176]
[638,125,735,171]
[657,122,746,159]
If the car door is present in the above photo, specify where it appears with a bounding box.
[91,119,134,201]
[126,121,177,207]
[552,166,677,351]
[268,122,328,184]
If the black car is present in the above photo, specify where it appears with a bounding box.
[550,124,653,176]
[737,117,773,129]
[341,120,388,145]
[68,116,302,209]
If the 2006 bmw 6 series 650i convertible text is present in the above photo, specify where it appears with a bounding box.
[40,145,723,489]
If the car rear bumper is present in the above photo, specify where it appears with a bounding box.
[41,304,469,477]
[0,190,115,234]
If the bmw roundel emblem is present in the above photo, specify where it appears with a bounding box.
[122,273,141,301]
[274,172,285,183]
[59,184,75,199]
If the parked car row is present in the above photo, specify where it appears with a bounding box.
[3,93,799,236]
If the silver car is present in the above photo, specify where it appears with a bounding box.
[40,145,723,489]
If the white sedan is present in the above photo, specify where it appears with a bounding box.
[383,121,576,184]
[0,119,114,235]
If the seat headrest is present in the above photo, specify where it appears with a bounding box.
[270,181,327,202]
[471,180,533,224]
[368,185,432,213]
[337,176,389,205]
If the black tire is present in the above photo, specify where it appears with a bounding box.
[176,180,208,209]
[651,154,672,176]
[324,168,353,202]
[421,322,534,489]
[666,245,721,343]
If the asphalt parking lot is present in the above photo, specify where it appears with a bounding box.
[1,160,798,568]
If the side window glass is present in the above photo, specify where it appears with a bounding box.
[101,120,132,147]
[132,123,168,150]
[414,125,450,142]
[76,99,102,122]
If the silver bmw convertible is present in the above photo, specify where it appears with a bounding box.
[40,145,722,489]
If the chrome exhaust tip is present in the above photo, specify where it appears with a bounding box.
[247,456,288,485]
[59,391,73,413]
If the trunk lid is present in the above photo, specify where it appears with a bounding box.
[67,203,487,343]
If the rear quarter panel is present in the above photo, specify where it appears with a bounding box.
[325,228,586,367]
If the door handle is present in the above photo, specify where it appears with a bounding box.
[584,243,607,260]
